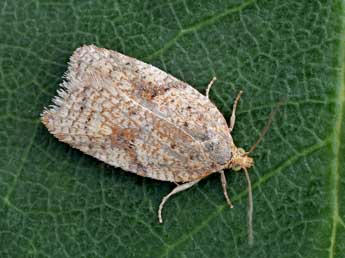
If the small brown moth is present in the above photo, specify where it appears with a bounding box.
[41,45,275,244]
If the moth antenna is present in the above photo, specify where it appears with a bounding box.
[243,167,253,246]
[247,98,286,154]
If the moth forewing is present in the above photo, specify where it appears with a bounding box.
[41,45,263,245]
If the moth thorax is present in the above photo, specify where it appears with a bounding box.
[202,137,232,166]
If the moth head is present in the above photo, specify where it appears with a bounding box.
[228,146,254,171]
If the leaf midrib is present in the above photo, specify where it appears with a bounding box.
[328,3,345,257]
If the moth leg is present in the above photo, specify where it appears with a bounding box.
[219,170,234,208]
[229,90,243,132]
[206,77,217,98]
[158,179,200,223]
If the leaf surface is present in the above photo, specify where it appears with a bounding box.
[0,0,344,257]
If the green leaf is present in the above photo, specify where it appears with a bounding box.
[0,0,344,257]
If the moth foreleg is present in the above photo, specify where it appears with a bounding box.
[158,179,200,223]
[205,77,217,98]
[229,91,243,132]
[219,170,234,208]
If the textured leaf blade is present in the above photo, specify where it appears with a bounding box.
[0,0,344,258]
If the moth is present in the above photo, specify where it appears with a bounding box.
[41,45,274,244]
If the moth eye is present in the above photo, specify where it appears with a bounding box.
[233,165,241,171]
[238,148,246,155]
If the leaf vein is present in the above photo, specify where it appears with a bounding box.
[144,0,256,61]
[158,141,327,257]
[3,122,40,204]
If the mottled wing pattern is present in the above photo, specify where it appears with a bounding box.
[41,45,232,182]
